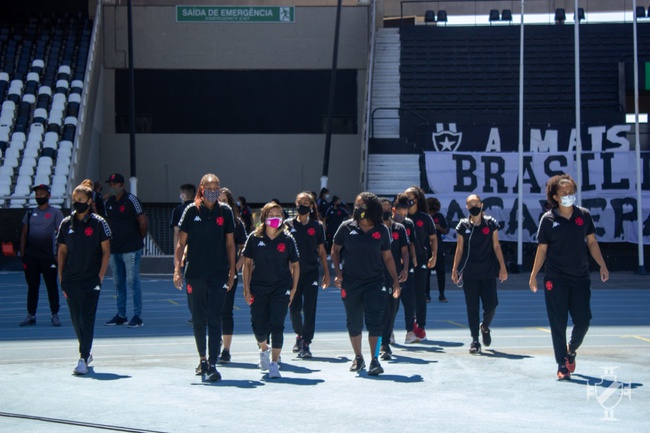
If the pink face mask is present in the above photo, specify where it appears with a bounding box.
[265,217,283,229]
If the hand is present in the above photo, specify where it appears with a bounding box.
[226,272,236,292]
[600,266,609,282]
[427,257,436,269]
[334,275,343,289]
[529,276,538,293]
[173,271,183,290]
[499,267,508,283]
[451,269,460,285]
[398,269,408,283]
[243,287,252,305]
[321,273,331,289]
[393,285,401,299]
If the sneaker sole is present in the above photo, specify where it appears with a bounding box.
[205,374,222,382]
[127,324,144,328]
[368,368,384,376]
[217,359,231,364]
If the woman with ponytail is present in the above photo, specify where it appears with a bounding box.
[242,202,300,379]
[331,192,401,376]
[57,180,112,375]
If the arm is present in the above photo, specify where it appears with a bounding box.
[173,231,188,290]
[382,249,402,298]
[236,244,246,272]
[289,261,300,305]
[137,214,148,239]
[331,244,343,289]
[492,230,508,283]
[242,257,253,304]
[399,245,409,283]
[528,243,548,293]
[409,243,417,268]
[427,234,438,268]
[451,235,464,284]
[57,243,68,283]
[225,232,236,291]
[317,244,330,289]
[19,224,28,259]
[99,239,110,283]
[586,233,609,282]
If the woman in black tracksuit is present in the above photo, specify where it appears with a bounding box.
[285,191,330,358]
[451,194,508,355]
[57,179,111,375]
[217,187,248,364]
[529,174,609,380]
[242,202,300,379]
[379,198,409,360]
[331,192,401,376]
[174,173,237,382]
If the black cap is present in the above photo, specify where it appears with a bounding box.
[32,184,50,193]
[106,173,125,183]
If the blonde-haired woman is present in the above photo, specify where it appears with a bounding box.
[242,202,300,378]
[57,180,112,375]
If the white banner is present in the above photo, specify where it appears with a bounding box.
[425,151,650,244]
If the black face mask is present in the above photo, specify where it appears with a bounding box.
[35,197,49,206]
[353,207,366,220]
[382,211,392,221]
[408,199,416,208]
[468,206,482,217]
[297,205,311,215]
[73,201,90,214]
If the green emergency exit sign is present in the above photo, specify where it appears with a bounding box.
[176,5,295,23]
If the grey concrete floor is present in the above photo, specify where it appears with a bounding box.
[0,271,648,433]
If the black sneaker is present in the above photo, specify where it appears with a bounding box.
[438,295,448,303]
[19,314,36,326]
[368,357,384,376]
[565,351,576,373]
[292,336,303,353]
[349,355,366,372]
[218,349,231,364]
[557,365,571,380]
[105,314,127,326]
[127,316,143,327]
[195,359,208,376]
[379,345,392,361]
[298,344,312,359]
[205,365,221,382]
[469,340,482,355]
[480,323,491,347]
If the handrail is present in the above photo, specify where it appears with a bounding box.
[370,106,430,138]
[361,0,376,191]
[68,0,103,208]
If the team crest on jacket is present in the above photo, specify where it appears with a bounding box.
[216,216,224,226]
[277,243,286,253]
[482,227,490,235]
[84,227,94,237]
[392,231,400,240]
[307,228,316,236]
[341,289,347,299]
[372,231,381,240]
[119,205,126,212]
[545,281,553,291]
[575,217,584,226]
[416,220,424,228]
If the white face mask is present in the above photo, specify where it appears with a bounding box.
[560,194,576,208]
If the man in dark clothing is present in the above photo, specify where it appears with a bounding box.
[170,183,196,321]
[103,173,149,328]
[19,184,65,326]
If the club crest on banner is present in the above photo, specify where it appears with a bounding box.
[432,123,462,152]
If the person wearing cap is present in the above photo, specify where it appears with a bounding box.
[103,173,149,327]
[19,184,65,327]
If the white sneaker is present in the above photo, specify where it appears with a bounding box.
[73,358,88,375]
[404,331,420,344]
[268,361,281,378]
[258,348,271,371]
